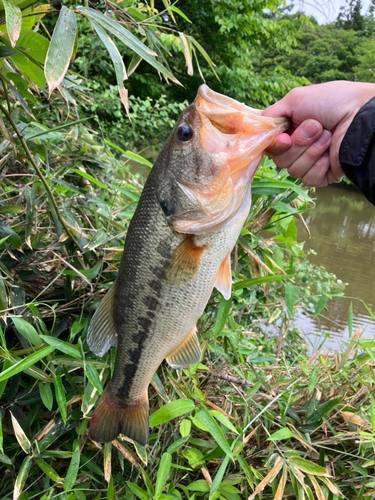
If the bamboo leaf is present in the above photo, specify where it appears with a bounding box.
[10,411,31,454]
[0,412,3,454]
[248,456,283,499]
[12,317,42,346]
[251,180,310,200]
[288,457,329,476]
[45,6,77,96]
[0,204,22,214]
[39,382,53,411]
[267,427,293,441]
[155,452,172,499]
[107,475,115,500]
[72,168,107,190]
[285,282,295,316]
[63,439,80,491]
[149,399,194,427]
[313,294,329,319]
[3,0,21,47]
[197,407,232,459]
[233,274,293,290]
[85,364,103,394]
[103,442,111,483]
[212,295,232,337]
[34,457,63,482]
[40,335,82,360]
[78,7,181,85]
[371,397,375,435]
[209,454,230,499]
[24,185,35,249]
[21,4,50,30]
[53,373,67,424]
[209,410,239,434]
[179,32,193,76]
[0,347,55,382]
[126,482,148,500]
[170,5,191,23]
[90,20,130,117]
[348,301,353,338]
[13,455,32,500]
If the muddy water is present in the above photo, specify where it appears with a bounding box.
[296,185,375,352]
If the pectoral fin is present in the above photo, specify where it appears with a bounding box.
[163,236,205,286]
[87,285,117,357]
[214,253,232,300]
[166,327,201,369]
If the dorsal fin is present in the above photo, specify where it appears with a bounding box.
[166,327,201,369]
[214,253,232,300]
[87,285,117,357]
[163,236,205,286]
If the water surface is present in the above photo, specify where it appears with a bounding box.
[296,185,375,352]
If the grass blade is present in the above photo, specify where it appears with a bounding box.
[53,372,67,424]
[0,346,55,382]
[63,439,80,491]
[155,452,172,499]
[197,407,232,459]
[149,399,194,427]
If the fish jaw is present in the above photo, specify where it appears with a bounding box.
[172,85,290,235]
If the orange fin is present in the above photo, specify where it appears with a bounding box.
[163,236,205,285]
[87,285,117,357]
[166,327,201,369]
[89,389,149,445]
[214,253,232,300]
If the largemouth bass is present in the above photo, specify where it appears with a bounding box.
[87,85,289,445]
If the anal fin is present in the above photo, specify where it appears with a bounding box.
[166,327,201,369]
[163,236,205,286]
[89,388,149,445]
[214,253,232,300]
[87,285,117,357]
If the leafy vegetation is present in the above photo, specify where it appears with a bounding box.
[254,0,375,86]
[0,0,375,498]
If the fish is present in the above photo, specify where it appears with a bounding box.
[86,84,289,445]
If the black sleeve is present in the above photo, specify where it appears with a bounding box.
[339,96,375,205]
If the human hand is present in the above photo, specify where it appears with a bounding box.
[262,81,375,187]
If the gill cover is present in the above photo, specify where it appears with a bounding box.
[156,84,289,235]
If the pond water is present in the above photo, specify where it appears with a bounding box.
[295,184,375,352]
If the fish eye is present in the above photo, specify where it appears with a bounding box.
[177,124,193,142]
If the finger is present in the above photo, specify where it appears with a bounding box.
[327,168,343,184]
[272,119,323,170]
[264,133,292,156]
[315,177,329,188]
[300,152,331,187]
[287,130,332,180]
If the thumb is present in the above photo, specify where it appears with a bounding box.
[262,98,292,119]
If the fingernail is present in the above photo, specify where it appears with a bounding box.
[301,120,321,140]
[315,130,331,148]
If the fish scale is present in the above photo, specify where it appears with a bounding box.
[87,85,289,445]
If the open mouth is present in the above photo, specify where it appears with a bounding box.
[172,85,290,235]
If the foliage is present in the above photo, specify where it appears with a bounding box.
[253,22,359,84]
[87,90,188,152]
[253,0,375,87]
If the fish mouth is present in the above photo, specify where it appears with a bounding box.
[196,84,289,135]
[173,85,290,234]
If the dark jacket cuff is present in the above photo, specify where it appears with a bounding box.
[339,96,375,205]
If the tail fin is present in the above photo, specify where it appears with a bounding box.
[89,389,149,445]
